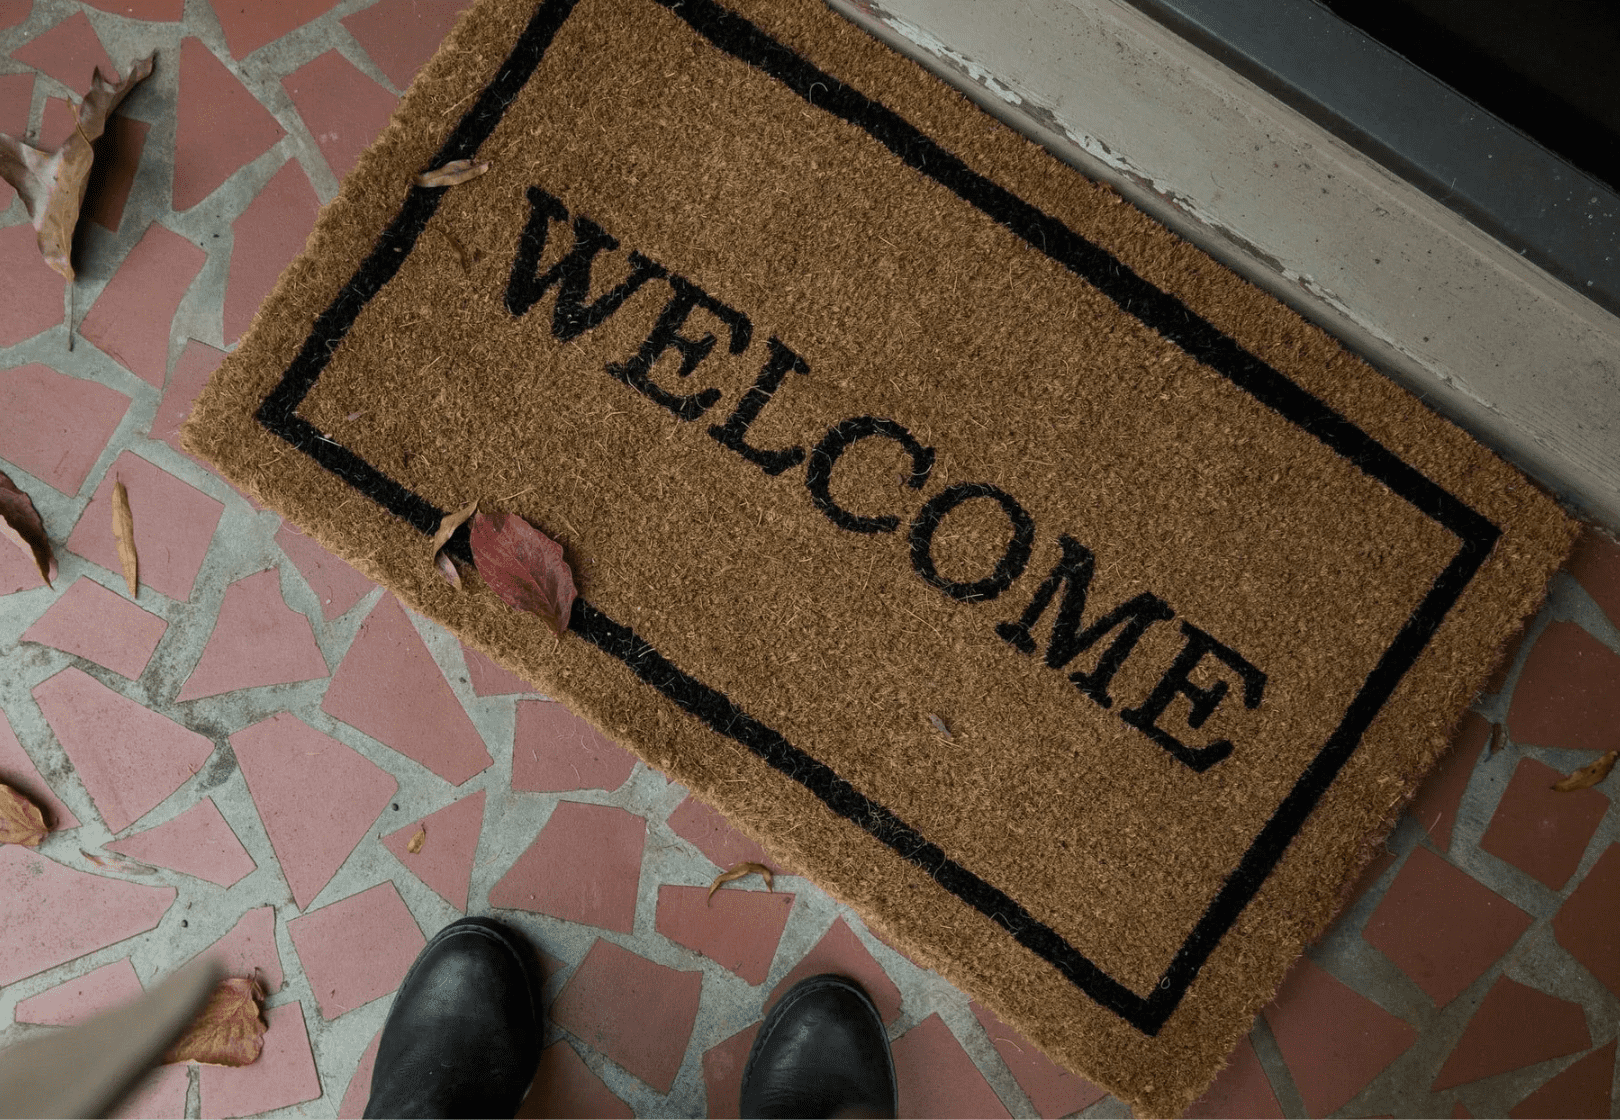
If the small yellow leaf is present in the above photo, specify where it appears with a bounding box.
[407,825,426,854]
[1552,750,1618,792]
[707,861,773,904]
[415,159,488,188]
[0,782,47,847]
[112,479,138,597]
[162,977,266,1067]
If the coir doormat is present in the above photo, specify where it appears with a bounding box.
[185,0,1576,1111]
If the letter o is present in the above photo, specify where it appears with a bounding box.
[909,482,1035,602]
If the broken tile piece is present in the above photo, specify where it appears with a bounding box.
[79,222,208,387]
[65,451,224,602]
[702,1024,759,1120]
[22,577,167,679]
[0,363,130,494]
[516,1041,634,1119]
[0,846,174,984]
[276,522,375,619]
[512,700,637,792]
[0,222,65,347]
[550,939,703,1094]
[1432,976,1591,1090]
[341,0,474,89]
[462,643,534,696]
[10,11,118,89]
[0,71,31,207]
[1552,843,1620,999]
[380,789,484,911]
[667,793,773,871]
[186,905,284,994]
[488,801,645,932]
[0,538,48,596]
[32,666,214,833]
[151,339,227,459]
[172,37,285,211]
[223,158,320,344]
[231,712,397,909]
[969,1001,1108,1118]
[82,111,148,232]
[655,883,793,985]
[892,1013,1013,1119]
[176,569,327,700]
[209,0,337,60]
[110,1063,190,1120]
[1480,756,1610,890]
[14,957,144,1025]
[1568,529,1620,630]
[197,1001,321,1119]
[1508,1040,1615,1119]
[1182,1035,1284,1119]
[282,50,397,180]
[287,881,425,1020]
[768,917,902,1025]
[105,797,256,887]
[336,1030,381,1119]
[0,710,78,829]
[1409,712,1490,851]
[322,594,492,785]
[1507,621,1620,754]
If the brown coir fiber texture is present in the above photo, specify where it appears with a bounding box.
[183,0,1577,1112]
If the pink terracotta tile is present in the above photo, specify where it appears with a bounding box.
[176,569,327,700]
[0,1,26,33]
[65,452,224,602]
[1182,1035,1284,1119]
[22,576,167,679]
[322,594,492,785]
[0,72,32,208]
[187,905,284,993]
[381,789,484,910]
[83,0,185,19]
[488,800,645,932]
[150,338,226,456]
[767,917,902,1025]
[462,643,534,695]
[231,711,397,909]
[105,797,256,887]
[39,97,88,152]
[0,536,49,595]
[969,1001,1107,1118]
[1568,528,1620,630]
[11,11,118,89]
[172,37,285,211]
[1432,976,1591,1090]
[282,50,397,181]
[342,0,475,90]
[513,699,637,793]
[197,1001,321,1118]
[83,113,150,233]
[288,880,425,1019]
[668,793,774,871]
[223,157,319,344]
[110,1063,190,1120]
[14,957,144,1025]
[1480,756,1610,890]
[210,0,337,60]
[1262,957,1417,1116]
[0,709,78,829]
[1508,1040,1615,1119]
[337,1029,382,1119]
[79,221,207,387]
[276,522,375,619]
[1553,842,1620,999]
[892,1013,1012,1119]
[550,939,703,1094]
[0,223,66,347]
[655,883,794,985]
[516,1041,634,1119]
[1411,712,1491,851]
[0,363,129,494]
[32,666,214,833]
[0,846,175,984]
[702,1024,758,1120]
[1507,621,1620,753]
[1363,846,1532,1006]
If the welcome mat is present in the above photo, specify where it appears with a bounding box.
[184,0,1576,1111]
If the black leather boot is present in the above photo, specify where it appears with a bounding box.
[740,974,897,1119]
[363,917,542,1119]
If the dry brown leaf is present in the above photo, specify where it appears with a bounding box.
[415,159,488,188]
[163,977,266,1067]
[112,478,138,597]
[0,469,55,587]
[432,500,478,553]
[81,848,156,875]
[469,512,577,636]
[407,825,427,854]
[0,782,47,847]
[927,713,953,740]
[707,861,774,904]
[1552,750,1618,792]
[435,550,462,589]
[0,55,155,280]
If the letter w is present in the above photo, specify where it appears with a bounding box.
[996,535,1173,708]
[505,186,666,339]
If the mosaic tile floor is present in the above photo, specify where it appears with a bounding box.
[1,2,1618,1116]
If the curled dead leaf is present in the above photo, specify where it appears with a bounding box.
[81,848,156,875]
[1552,750,1618,792]
[707,861,774,904]
[407,825,426,854]
[163,977,266,1067]
[0,55,155,280]
[415,159,488,188]
[926,713,953,741]
[0,782,47,847]
[0,469,55,587]
[469,512,577,636]
[432,501,478,553]
[112,479,138,597]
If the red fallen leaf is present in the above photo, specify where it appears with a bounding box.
[0,782,47,847]
[162,977,266,1067]
[469,512,576,636]
[0,469,55,587]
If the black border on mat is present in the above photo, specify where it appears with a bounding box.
[254,0,1501,1036]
